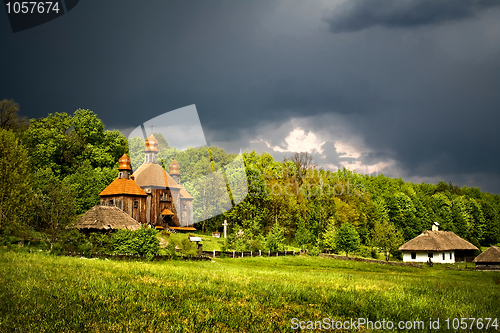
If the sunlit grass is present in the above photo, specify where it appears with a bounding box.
[0,250,498,332]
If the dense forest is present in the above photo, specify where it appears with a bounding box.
[1,100,499,257]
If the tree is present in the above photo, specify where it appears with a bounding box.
[266,223,285,251]
[0,99,28,132]
[35,180,76,250]
[322,218,337,252]
[295,218,314,249]
[371,220,404,261]
[285,152,313,188]
[0,129,33,236]
[334,222,360,256]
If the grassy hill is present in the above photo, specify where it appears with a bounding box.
[0,249,499,332]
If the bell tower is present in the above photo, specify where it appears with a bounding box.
[169,159,181,184]
[118,153,132,179]
[144,134,159,164]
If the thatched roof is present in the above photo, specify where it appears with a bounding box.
[399,230,478,252]
[73,205,142,231]
[473,246,500,263]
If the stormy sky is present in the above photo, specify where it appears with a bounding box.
[1,1,500,193]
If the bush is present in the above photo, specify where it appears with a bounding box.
[50,242,63,256]
[78,241,93,257]
[113,226,159,259]
[309,246,320,256]
[178,238,197,257]
[89,233,113,254]
[357,245,372,258]
[371,248,378,259]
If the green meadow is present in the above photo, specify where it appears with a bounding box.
[0,249,499,333]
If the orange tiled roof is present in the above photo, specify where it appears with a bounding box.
[99,178,147,196]
[133,163,181,189]
[161,208,174,215]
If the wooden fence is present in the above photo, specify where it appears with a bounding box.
[319,253,423,268]
[202,250,301,258]
[65,252,211,261]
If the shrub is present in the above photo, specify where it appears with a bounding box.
[78,241,92,257]
[113,226,159,259]
[309,246,320,256]
[88,233,113,254]
[50,242,63,256]
[357,245,372,258]
[178,238,197,257]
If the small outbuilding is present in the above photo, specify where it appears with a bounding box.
[73,205,142,232]
[399,223,478,263]
[473,246,500,271]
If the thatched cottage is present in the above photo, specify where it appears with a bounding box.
[399,222,478,263]
[88,134,194,231]
[473,246,500,270]
[73,205,142,232]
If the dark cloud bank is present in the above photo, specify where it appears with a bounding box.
[325,0,500,33]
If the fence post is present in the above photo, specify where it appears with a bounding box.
[213,250,215,257]
[241,251,243,258]
[268,250,270,257]
[276,251,278,257]
[259,250,261,257]
[251,251,253,257]
[233,250,235,258]
[293,250,295,255]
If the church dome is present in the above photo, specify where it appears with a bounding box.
[144,134,158,152]
[169,159,181,175]
[118,153,132,170]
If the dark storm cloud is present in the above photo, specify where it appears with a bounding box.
[325,0,500,33]
[2,1,500,193]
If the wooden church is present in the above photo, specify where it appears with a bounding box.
[98,134,194,230]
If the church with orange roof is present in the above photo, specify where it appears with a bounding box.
[98,134,194,229]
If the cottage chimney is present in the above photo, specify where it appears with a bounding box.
[431,221,439,231]
[117,153,132,179]
[144,134,159,164]
[169,159,181,184]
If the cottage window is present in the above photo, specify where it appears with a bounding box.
[411,252,416,260]
[428,253,433,258]
[450,253,452,260]
[442,253,445,260]
[109,200,114,206]
[133,200,138,208]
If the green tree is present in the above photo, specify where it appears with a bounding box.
[322,218,337,252]
[0,129,33,237]
[0,99,28,132]
[266,223,285,251]
[35,180,76,250]
[334,222,360,257]
[295,218,314,249]
[371,220,404,261]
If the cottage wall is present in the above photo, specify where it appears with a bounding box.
[403,251,455,263]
